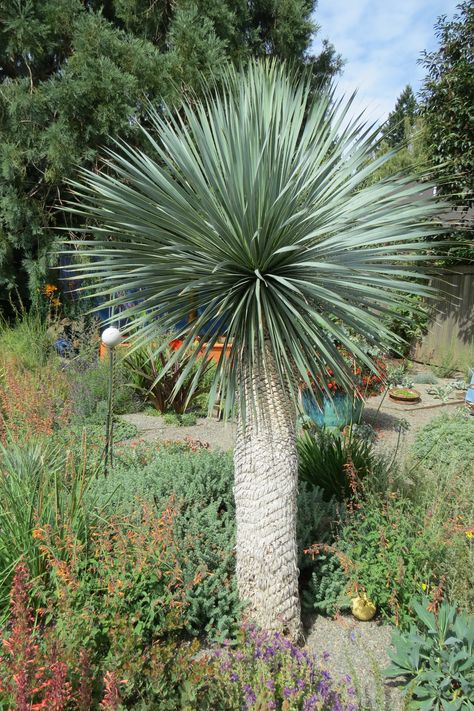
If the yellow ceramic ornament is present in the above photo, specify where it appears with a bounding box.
[351,593,376,621]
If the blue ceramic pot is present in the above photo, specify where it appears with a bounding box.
[301,390,364,428]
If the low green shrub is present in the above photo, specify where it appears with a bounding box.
[298,429,383,502]
[67,357,142,419]
[0,311,54,370]
[163,412,198,426]
[412,371,439,384]
[296,483,338,569]
[385,598,474,710]
[91,447,239,642]
[413,410,474,471]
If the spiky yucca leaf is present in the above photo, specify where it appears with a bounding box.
[64,61,444,415]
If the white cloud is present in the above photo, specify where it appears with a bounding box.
[313,0,460,128]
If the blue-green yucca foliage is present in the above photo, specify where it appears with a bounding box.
[64,60,446,418]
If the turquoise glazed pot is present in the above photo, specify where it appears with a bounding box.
[302,390,363,428]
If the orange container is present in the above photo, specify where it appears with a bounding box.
[99,340,231,362]
[99,342,131,361]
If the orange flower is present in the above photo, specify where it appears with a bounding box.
[43,283,58,297]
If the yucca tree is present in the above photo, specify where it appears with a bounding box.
[65,62,443,639]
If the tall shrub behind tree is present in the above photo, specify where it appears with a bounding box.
[66,62,444,639]
[420,1,474,210]
[0,0,342,313]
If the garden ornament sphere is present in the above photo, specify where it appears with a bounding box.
[101,327,122,348]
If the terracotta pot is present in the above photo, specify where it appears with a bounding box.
[99,341,131,361]
[206,342,231,363]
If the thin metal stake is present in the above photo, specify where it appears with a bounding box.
[104,345,115,476]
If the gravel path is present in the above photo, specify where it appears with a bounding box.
[120,413,236,450]
[120,377,464,455]
[305,615,404,710]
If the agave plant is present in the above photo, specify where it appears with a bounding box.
[65,61,444,638]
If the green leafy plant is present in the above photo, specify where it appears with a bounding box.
[305,491,446,627]
[427,384,455,402]
[296,483,337,569]
[0,311,55,371]
[31,506,201,710]
[297,429,382,502]
[123,341,213,415]
[90,447,240,642]
[383,294,431,356]
[386,362,412,387]
[385,598,474,710]
[68,357,142,420]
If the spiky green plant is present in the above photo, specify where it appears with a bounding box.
[64,61,444,638]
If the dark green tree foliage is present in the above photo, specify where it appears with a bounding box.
[382,85,418,148]
[419,2,474,209]
[0,0,342,312]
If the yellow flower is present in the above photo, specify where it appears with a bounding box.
[465,529,474,540]
[421,583,427,591]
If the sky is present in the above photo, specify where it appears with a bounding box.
[312,0,460,128]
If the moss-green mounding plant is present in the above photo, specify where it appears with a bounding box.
[302,552,350,616]
[413,410,474,471]
[162,412,198,426]
[385,598,474,710]
[413,371,439,384]
[298,429,381,502]
[65,59,446,635]
[0,438,101,619]
[123,341,213,415]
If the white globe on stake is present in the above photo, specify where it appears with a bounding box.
[101,326,122,349]
[101,326,122,476]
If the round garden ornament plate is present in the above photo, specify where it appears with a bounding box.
[388,387,421,404]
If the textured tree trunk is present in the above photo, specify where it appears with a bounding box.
[233,351,302,641]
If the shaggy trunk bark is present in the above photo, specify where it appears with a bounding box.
[233,351,301,641]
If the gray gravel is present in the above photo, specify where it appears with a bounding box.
[119,413,236,450]
[305,615,405,710]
